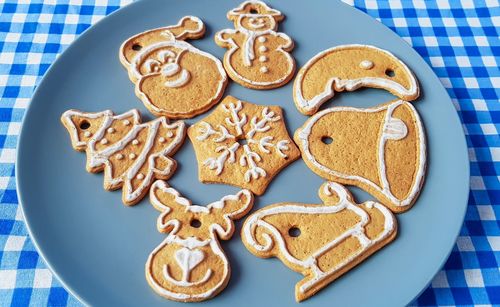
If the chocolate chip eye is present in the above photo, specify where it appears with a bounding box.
[288,227,301,237]
[132,43,142,51]
[79,120,90,130]
[385,68,395,77]
[190,219,201,228]
[321,136,333,145]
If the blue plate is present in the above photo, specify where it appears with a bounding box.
[16,0,469,306]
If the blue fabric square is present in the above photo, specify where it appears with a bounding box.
[17,251,39,269]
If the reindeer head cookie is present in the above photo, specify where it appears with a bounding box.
[215,1,295,89]
[242,182,397,302]
[120,16,228,119]
[146,181,254,302]
[61,109,185,205]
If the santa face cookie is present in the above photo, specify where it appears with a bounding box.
[242,182,397,302]
[294,100,426,213]
[294,44,420,115]
[215,1,295,89]
[146,180,253,302]
[120,16,228,119]
[188,95,300,195]
[61,109,185,205]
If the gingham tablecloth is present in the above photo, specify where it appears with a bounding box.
[0,0,498,306]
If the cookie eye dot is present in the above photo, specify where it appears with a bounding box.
[385,68,395,77]
[190,219,202,228]
[288,227,301,237]
[321,136,333,145]
[79,120,91,130]
[132,43,142,51]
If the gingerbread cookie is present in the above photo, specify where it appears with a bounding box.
[215,1,295,89]
[294,100,426,213]
[146,180,254,302]
[119,16,228,119]
[294,44,420,115]
[61,109,185,205]
[188,95,300,195]
[241,182,397,302]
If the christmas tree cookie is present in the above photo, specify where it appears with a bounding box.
[61,109,186,205]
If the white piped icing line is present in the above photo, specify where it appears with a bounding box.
[293,44,419,115]
[242,182,396,299]
[197,101,290,182]
[146,180,253,301]
[296,100,426,209]
[131,40,227,117]
[61,109,186,205]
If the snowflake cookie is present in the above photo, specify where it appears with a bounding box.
[61,109,186,205]
[188,96,300,195]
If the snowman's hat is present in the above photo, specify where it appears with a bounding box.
[228,1,284,21]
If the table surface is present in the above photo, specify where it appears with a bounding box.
[0,0,498,306]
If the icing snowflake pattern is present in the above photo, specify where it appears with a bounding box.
[188,96,300,195]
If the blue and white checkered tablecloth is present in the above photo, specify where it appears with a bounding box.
[0,0,498,306]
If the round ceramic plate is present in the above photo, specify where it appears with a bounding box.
[17,0,469,306]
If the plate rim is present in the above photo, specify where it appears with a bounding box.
[15,0,470,305]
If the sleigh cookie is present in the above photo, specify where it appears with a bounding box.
[215,1,295,89]
[120,16,228,119]
[294,44,420,115]
[146,181,253,302]
[294,100,426,212]
[242,182,397,302]
[61,109,185,205]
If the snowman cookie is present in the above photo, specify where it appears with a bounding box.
[120,16,228,119]
[294,100,427,213]
[215,1,295,90]
[294,44,420,115]
[61,109,186,205]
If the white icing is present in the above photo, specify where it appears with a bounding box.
[129,153,136,159]
[360,60,374,70]
[116,154,124,160]
[293,44,419,115]
[164,69,191,88]
[145,59,161,73]
[107,127,115,133]
[84,131,91,137]
[259,56,267,62]
[100,138,108,145]
[166,131,174,138]
[296,100,426,208]
[215,2,294,88]
[242,182,395,294]
[161,63,181,77]
[132,139,139,145]
[197,102,290,180]
[137,173,144,180]
[260,66,268,73]
[123,120,131,126]
[159,137,166,143]
[131,40,227,117]
[145,181,253,301]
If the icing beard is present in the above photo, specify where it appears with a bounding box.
[137,47,191,89]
